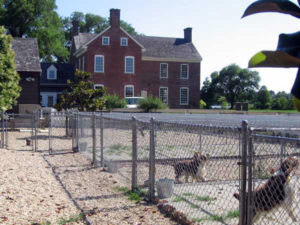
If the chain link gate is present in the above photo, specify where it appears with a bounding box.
[49,111,74,154]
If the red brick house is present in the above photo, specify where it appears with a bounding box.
[70,9,202,108]
[11,38,41,113]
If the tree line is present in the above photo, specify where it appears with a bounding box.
[0,0,138,62]
[200,64,295,110]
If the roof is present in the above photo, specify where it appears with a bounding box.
[133,35,202,62]
[12,38,41,72]
[40,63,75,85]
[73,33,202,62]
[74,33,97,50]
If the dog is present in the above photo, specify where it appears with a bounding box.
[172,152,209,183]
[234,156,299,224]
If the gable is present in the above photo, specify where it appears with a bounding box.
[73,26,145,57]
[40,63,75,84]
[47,65,57,80]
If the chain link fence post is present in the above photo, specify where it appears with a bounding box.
[1,110,4,148]
[92,112,96,165]
[132,116,137,191]
[31,112,34,151]
[49,111,52,154]
[75,113,79,153]
[280,142,286,165]
[65,110,69,137]
[5,112,8,149]
[35,110,39,152]
[100,112,104,167]
[239,120,248,225]
[149,117,156,202]
[72,111,77,152]
[198,127,202,153]
[247,128,254,225]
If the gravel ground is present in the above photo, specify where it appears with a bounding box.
[0,129,178,225]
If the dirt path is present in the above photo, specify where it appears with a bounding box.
[0,148,176,225]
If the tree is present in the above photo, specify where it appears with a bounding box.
[200,76,218,108]
[0,26,22,111]
[210,64,260,108]
[0,0,68,62]
[242,0,300,110]
[55,70,106,111]
[199,100,206,109]
[271,91,295,110]
[255,86,271,109]
[217,96,229,109]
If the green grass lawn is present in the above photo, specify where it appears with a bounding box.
[248,109,298,113]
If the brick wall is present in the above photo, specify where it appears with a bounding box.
[140,60,200,108]
[84,27,143,98]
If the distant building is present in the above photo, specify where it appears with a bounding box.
[69,9,202,108]
[11,38,41,113]
[40,63,75,107]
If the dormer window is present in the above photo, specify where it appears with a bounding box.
[102,36,110,45]
[47,65,57,80]
[121,37,128,46]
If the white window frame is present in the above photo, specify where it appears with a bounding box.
[124,85,134,97]
[160,63,168,78]
[180,87,189,105]
[180,64,189,79]
[94,84,104,90]
[40,92,57,107]
[94,55,104,73]
[159,87,168,104]
[121,37,128,46]
[125,56,135,74]
[102,36,110,45]
[47,65,57,80]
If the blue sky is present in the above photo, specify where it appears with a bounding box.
[56,0,300,93]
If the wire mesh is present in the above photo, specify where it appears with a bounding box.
[49,112,73,154]
[102,116,133,186]
[135,119,151,195]
[151,120,241,224]
[4,113,34,151]
[77,114,94,160]
[248,132,300,225]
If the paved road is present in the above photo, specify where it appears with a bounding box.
[102,112,300,129]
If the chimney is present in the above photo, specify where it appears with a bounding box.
[184,27,192,43]
[72,20,79,36]
[110,9,120,27]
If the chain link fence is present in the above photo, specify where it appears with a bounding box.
[242,128,300,225]
[3,110,300,224]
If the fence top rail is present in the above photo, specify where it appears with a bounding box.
[6,113,33,118]
[252,133,300,143]
[250,127,300,132]
[153,119,241,132]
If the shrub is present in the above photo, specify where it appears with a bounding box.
[104,94,127,110]
[199,100,206,109]
[138,95,168,112]
[217,96,229,109]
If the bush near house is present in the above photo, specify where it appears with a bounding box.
[104,94,127,110]
[199,100,206,109]
[138,95,168,112]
